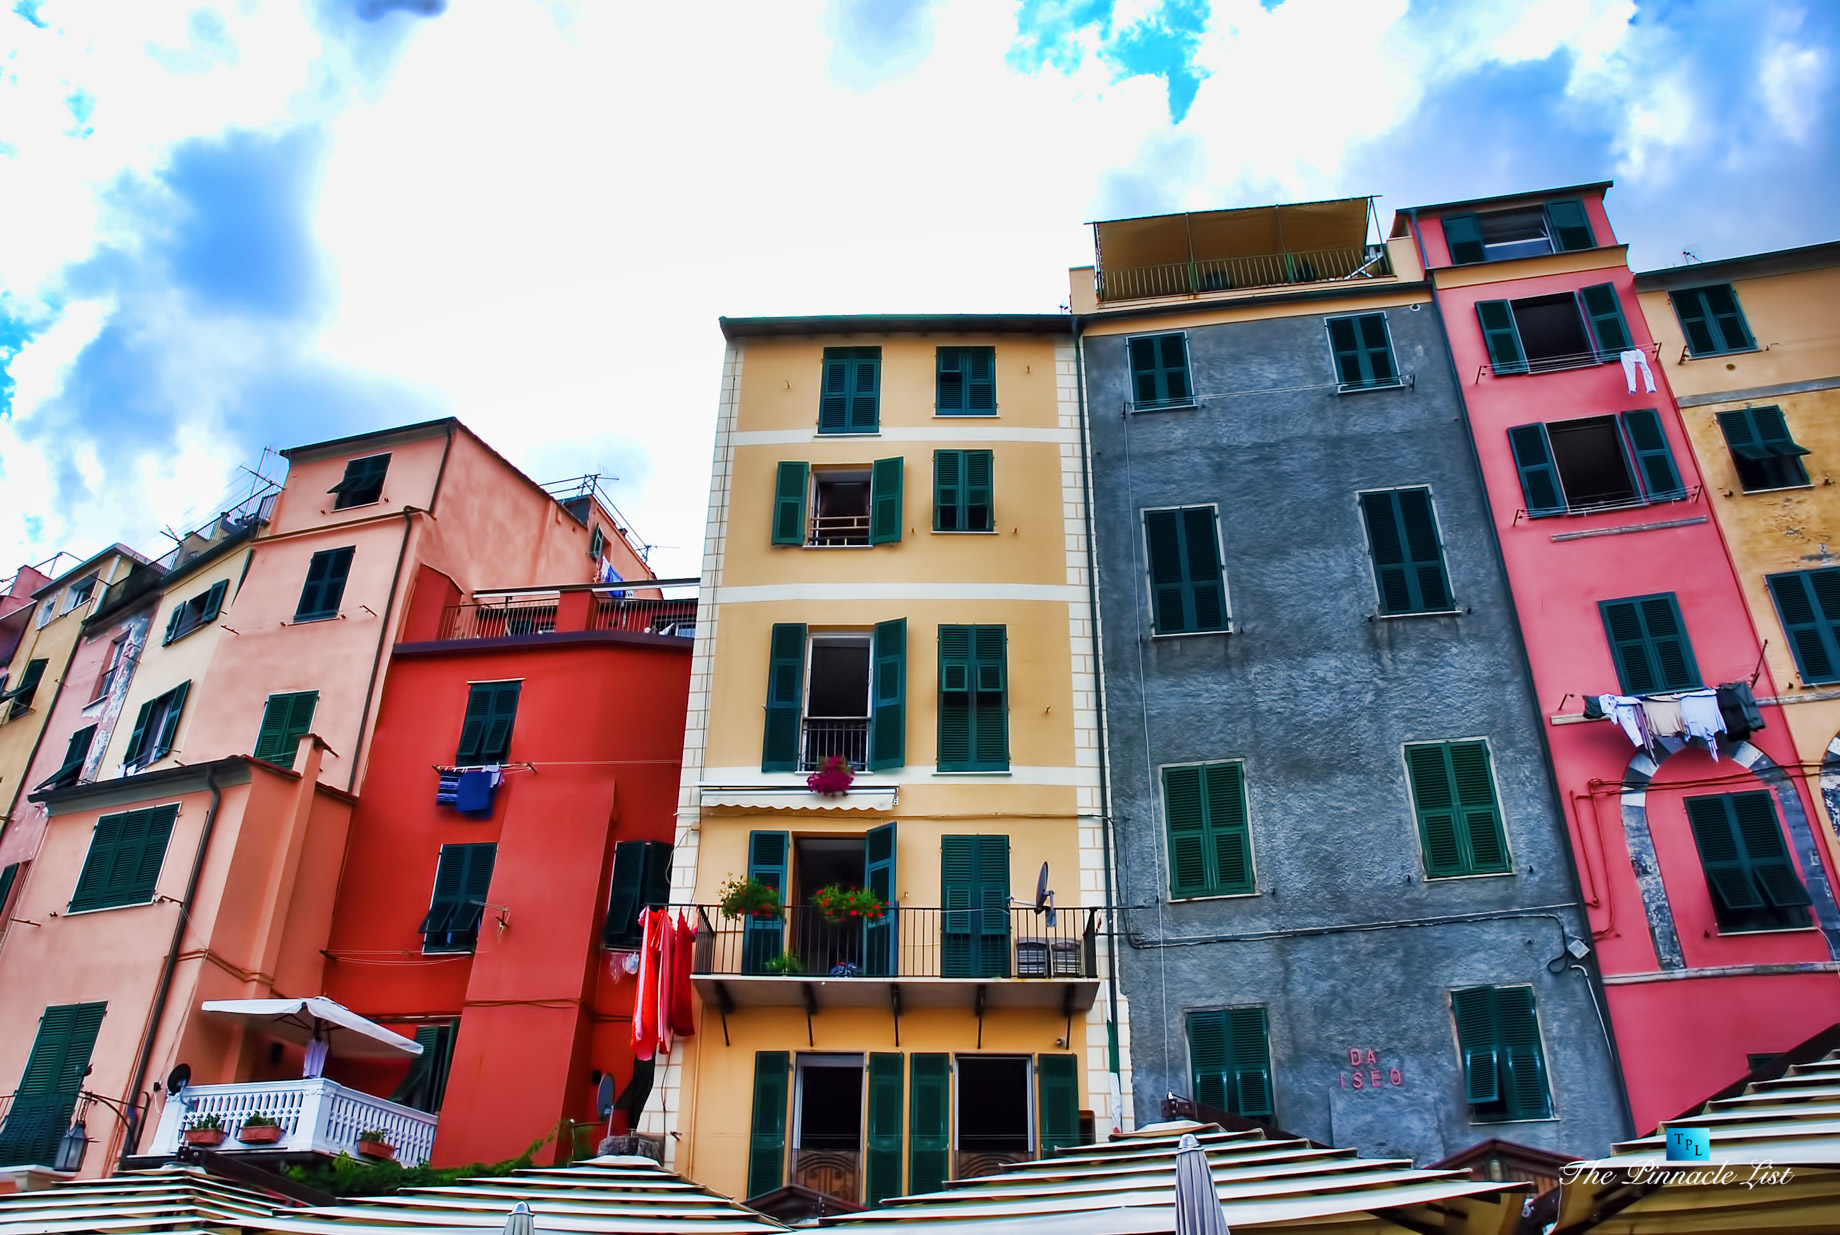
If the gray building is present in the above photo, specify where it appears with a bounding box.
[1072,200,1629,1163]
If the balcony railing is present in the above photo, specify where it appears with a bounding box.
[1096,243,1392,302]
[436,580,697,643]
[809,513,870,547]
[591,590,697,638]
[802,718,869,772]
[143,1078,437,1166]
[691,904,1096,980]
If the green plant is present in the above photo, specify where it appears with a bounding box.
[285,1132,553,1197]
[185,1114,224,1131]
[763,952,802,975]
[356,1129,393,1144]
[811,883,887,924]
[718,875,782,919]
[241,1113,279,1129]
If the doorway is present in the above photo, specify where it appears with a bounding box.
[793,1054,864,1202]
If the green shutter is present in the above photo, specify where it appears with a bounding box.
[1129,334,1192,409]
[1618,409,1685,501]
[742,831,788,974]
[964,450,993,532]
[1494,987,1552,1119]
[200,579,228,622]
[864,822,897,977]
[818,348,881,433]
[938,626,971,769]
[1578,283,1631,356]
[1507,425,1565,517]
[1768,570,1840,684]
[296,547,353,620]
[1673,288,1718,355]
[1601,594,1700,694]
[942,835,1009,978]
[1361,489,1452,615]
[71,805,177,912]
[1730,793,1812,909]
[1752,406,1811,458]
[420,843,495,951]
[0,1002,107,1167]
[908,1054,951,1194]
[1408,741,1510,877]
[870,457,904,544]
[937,347,996,415]
[1328,314,1396,388]
[934,450,961,532]
[454,684,493,765]
[1451,987,1502,1105]
[1687,796,1766,914]
[762,623,807,772]
[746,1052,790,1198]
[457,681,519,765]
[1545,199,1594,252]
[1688,794,1812,930]
[254,691,318,765]
[1476,300,1527,374]
[0,863,17,914]
[772,462,809,546]
[1327,316,1364,386]
[602,840,670,948]
[163,602,185,645]
[283,691,319,764]
[1443,213,1485,264]
[149,681,189,761]
[1701,285,1755,352]
[1144,508,1227,635]
[937,626,1007,772]
[122,697,156,767]
[390,1023,456,1113]
[1719,409,1769,461]
[1163,763,1252,897]
[819,354,851,432]
[865,1053,904,1205]
[850,350,881,432]
[869,620,906,771]
[41,724,97,790]
[1407,745,1467,878]
[1187,1010,1230,1110]
[1037,1055,1079,1157]
[1186,1008,1271,1118]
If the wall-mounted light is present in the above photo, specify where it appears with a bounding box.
[55,1121,88,1173]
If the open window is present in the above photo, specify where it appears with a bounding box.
[92,635,129,702]
[955,1056,1030,1177]
[163,579,228,645]
[773,460,903,548]
[1507,410,1683,517]
[811,469,872,546]
[330,454,390,510]
[744,823,896,978]
[1476,283,1631,374]
[1443,199,1595,265]
[792,1055,865,1200]
[805,634,872,771]
[123,681,190,770]
[61,576,98,615]
[762,622,906,774]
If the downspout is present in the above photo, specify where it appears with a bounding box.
[123,762,222,1157]
[1072,315,1127,1116]
[1408,207,1636,1140]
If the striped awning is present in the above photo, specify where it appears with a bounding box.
[816,1121,1521,1234]
[0,1165,288,1235]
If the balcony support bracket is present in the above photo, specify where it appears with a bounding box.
[890,985,902,1049]
[713,981,735,1047]
[1062,984,1076,1047]
[974,985,987,1048]
[801,982,819,1048]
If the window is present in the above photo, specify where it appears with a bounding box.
[1476,283,1631,374]
[589,525,605,560]
[942,834,1010,977]
[1718,406,1809,492]
[1768,569,1840,684]
[1128,333,1193,410]
[330,453,390,509]
[0,1003,107,1168]
[1600,594,1699,694]
[37,724,96,792]
[1507,410,1683,517]
[0,863,18,919]
[956,1055,1030,1155]
[819,348,881,434]
[253,691,319,767]
[937,347,996,415]
[70,805,178,912]
[1443,198,1595,265]
[1326,314,1399,390]
[937,625,1007,772]
[1360,488,1453,615]
[791,1055,867,1201]
[1144,507,1228,635]
[123,681,190,769]
[35,600,54,628]
[420,842,497,953]
[3,658,48,719]
[1671,285,1756,356]
[390,1023,457,1114]
[163,579,228,645]
[1686,792,1812,933]
[772,460,902,547]
[294,547,355,621]
[934,450,994,532]
[759,1053,908,1207]
[1405,741,1510,878]
[1452,986,1551,1121]
[602,840,673,948]
[1186,1007,1274,1118]
[456,681,520,765]
[93,635,129,701]
[1163,762,1253,898]
[61,575,98,615]
[761,621,906,773]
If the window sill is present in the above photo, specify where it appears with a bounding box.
[421,944,479,956]
[933,769,1012,776]
[1167,890,1259,903]
[1467,1113,1558,1126]
[1149,627,1233,639]
[1129,401,1199,415]
[934,412,999,419]
[291,612,341,624]
[932,529,998,535]
[1375,608,1464,620]
[332,499,383,513]
[1685,345,1760,360]
[1736,483,1814,495]
[800,543,874,550]
[1422,869,1517,882]
[1335,379,1409,396]
[815,430,882,438]
[64,899,160,917]
[1713,924,1819,937]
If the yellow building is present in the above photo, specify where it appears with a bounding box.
[1635,241,1840,864]
[653,314,1130,1212]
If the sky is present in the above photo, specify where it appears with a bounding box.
[1,0,1836,581]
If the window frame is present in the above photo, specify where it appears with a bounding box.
[294,547,356,623]
[952,1053,1034,1153]
[1685,790,1814,935]
[1125,331,1197,412]
[1599,592,1700,695]
[68,804,180,914]
[1323,312,1402,393]
[935,346,998,416]
[1717,406,1810,494]
[1767,568,1840,685]
[455,680,522,767]
[1670,284,1757,358]
[123,681,190,770]
[1160,759,1257,900]
[818,347,882,435]
[92,635,130,702]
[330,453,391,511]
[1477,284,1631,376]
[164,579,228,646]
[936,625,1009,773]
[932,449,995,534]
[1402,738,1514,879]
[1141,504,1232,637]
[419,841,498,955]
[1450,984,1555,1123]
[61,575,98,615]
[1507,410,1685,518]
[1356,486,1458,617]
[1184,1005,1275,1119]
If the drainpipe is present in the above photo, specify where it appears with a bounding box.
[122,761,223,1158]
[1071,315,1127,1119]
[346,508,418,794]
[1407,207,1636,1140]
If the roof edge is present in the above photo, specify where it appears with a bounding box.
[1404,180,1614,216]
[720,313,1072,340]
[1635,239,1840,289]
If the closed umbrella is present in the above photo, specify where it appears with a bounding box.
[503,1202,534,1235]
[1172,1133,1230,1235]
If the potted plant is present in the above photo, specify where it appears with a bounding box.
[237,1113,283,1145]
[719,875,782,920]
[806,755,854,796]
[355,1129,395,1161]
[811,883,888,925]
[764,952,802,976]
[182,1114,226,1148]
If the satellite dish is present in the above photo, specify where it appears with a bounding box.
[1035,863,1056,928]
[167,1064,192,1096]
[597,1074,616,1119]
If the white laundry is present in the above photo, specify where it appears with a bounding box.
[1620,349,1656,394]
[1680,689,1726,760]
[1602,694,1650,751]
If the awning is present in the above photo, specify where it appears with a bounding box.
[699,785,898,813]
[200,998,422,1059]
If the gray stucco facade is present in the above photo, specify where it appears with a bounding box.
[1079,292,1630,1163]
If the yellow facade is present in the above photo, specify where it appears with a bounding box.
[659,321,1129,1208]
[1635,243,1840,868]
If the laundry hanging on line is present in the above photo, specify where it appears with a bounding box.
[1620,348,1656,394]
[1588,685,1748,760]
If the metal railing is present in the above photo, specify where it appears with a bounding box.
[435,580,698,642]
[1096,244,1392,302]
[691,904,1096,980]
[802,718,869,771]
[809,514,870,547]
[591,589,697,637]
[444,601,558,640]
[142,1077,437,1166]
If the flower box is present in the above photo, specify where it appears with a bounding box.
[183,1127,226,1148]
[237,1124,284,1145]
[356,1138,395,1161]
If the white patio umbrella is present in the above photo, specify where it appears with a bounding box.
[201,997,422,1077]
[1172,1133,1230,1235]
[503,1201,534,1235]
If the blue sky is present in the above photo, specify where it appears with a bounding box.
[1,0,1835,580]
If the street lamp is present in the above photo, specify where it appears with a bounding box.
[55,1121,88,1173]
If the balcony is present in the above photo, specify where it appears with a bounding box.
[801,718,868,772]
[142,1077,437,1165]
[689,905,1100,1012]
[436,580,697,643]
[1097,243,1392,302]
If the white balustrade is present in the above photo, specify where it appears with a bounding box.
[145,1077,437,1166]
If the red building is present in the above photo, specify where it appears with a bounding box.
[322,580,694,1166]
[1399,184,1840,1132]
